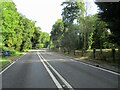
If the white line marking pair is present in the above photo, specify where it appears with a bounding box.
[37,52,74,90]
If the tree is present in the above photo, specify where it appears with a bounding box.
[19,17,35,51]
[61,0,85,30]
[95,2,120,46]
[61,24,79,54]
[78,14,96,51]
[92,19,110,50]
[41,32,50,48]
[1,0,48,51]
[61,0,85,23]
[60,0,85,53]
[50,19,64,48]
[2,1,19,48]
[31,27,42,49]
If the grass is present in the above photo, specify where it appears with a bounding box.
[0,49,27,70]
[0,44,29,70]
[0,58,11,70]
[54,48,120,72]
[57,49,120,63]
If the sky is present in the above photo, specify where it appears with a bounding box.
[12,0,98,34]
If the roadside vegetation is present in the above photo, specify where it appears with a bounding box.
[0,0,50,69]
[50,1,120,66]
[0,0,120,70]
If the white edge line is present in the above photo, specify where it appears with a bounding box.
[0,53,27,75]
[37,52,63,89]
[39,53,74,89]
[70,59,120,76]
[0,61,16,75]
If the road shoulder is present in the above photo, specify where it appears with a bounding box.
[53,51,120,74]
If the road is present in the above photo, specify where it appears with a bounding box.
[1,49,120,89]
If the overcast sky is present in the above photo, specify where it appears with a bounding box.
[12,0,98,33]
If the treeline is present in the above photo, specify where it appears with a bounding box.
[1,0,50,52]
[50,1,120,55]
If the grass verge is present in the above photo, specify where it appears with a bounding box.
[53,49,120,73]
[0,51,26,71]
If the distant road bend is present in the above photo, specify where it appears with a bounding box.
[1,49,120,89]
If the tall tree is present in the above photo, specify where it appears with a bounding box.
[95,2,120,46]
[2,1,19,48]
[61,0,85,29]
[60,0,85,53]
[61,24,79,54]
[50,19,64,48]
[41,32,50,48]
[31,27,41,49]
[92,18,109,50]
[1,0,48,51]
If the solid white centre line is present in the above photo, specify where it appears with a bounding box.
[39,52,74,90]
[37,52,63,89]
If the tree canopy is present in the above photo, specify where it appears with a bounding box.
[95,2,120,46]
[50,0,113,54]
[1,0,50,52]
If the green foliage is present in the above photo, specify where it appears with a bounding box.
[92,18,110,49]
[50,1,114,54]
[50,19,64,48]
[1,0,50,52]
[61,24,79,52]
[41,32,50,48]
[95,2,120,46]
[61,0,85,26]
[78,15,96,50]
[31,27,41,49]
[2,1,19,47]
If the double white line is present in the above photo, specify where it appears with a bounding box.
[37,52,74,90]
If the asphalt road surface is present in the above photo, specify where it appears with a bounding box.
[1,49,120,89]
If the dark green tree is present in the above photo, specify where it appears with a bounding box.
[61,24,79,54]
[50,19,64,48]
[92,19,110,49]
[61,0,85,30]
[31,27,41,49]
[95,2,120,46]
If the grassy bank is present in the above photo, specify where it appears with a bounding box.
[55,49,120,64]
[52,48,120,73]
[0,46,27,70]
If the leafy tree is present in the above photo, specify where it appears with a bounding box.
[78,15,96,50]
[61,0,85,30]
[95,2,120,46]
[0,0,2,45]
[50,19,64,48]
[19,17,34,51]
[1,0,49,52]
[61,24,79,54]
[92,19,110,50]
[41,32,50,48]
[31,27,41,49]
[2,1,19,48]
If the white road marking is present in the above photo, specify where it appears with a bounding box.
[70,59,120,76]
[39,52,74,89]
[0,61,16,75]
[37,52,63,89]
[0,53,27,75]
